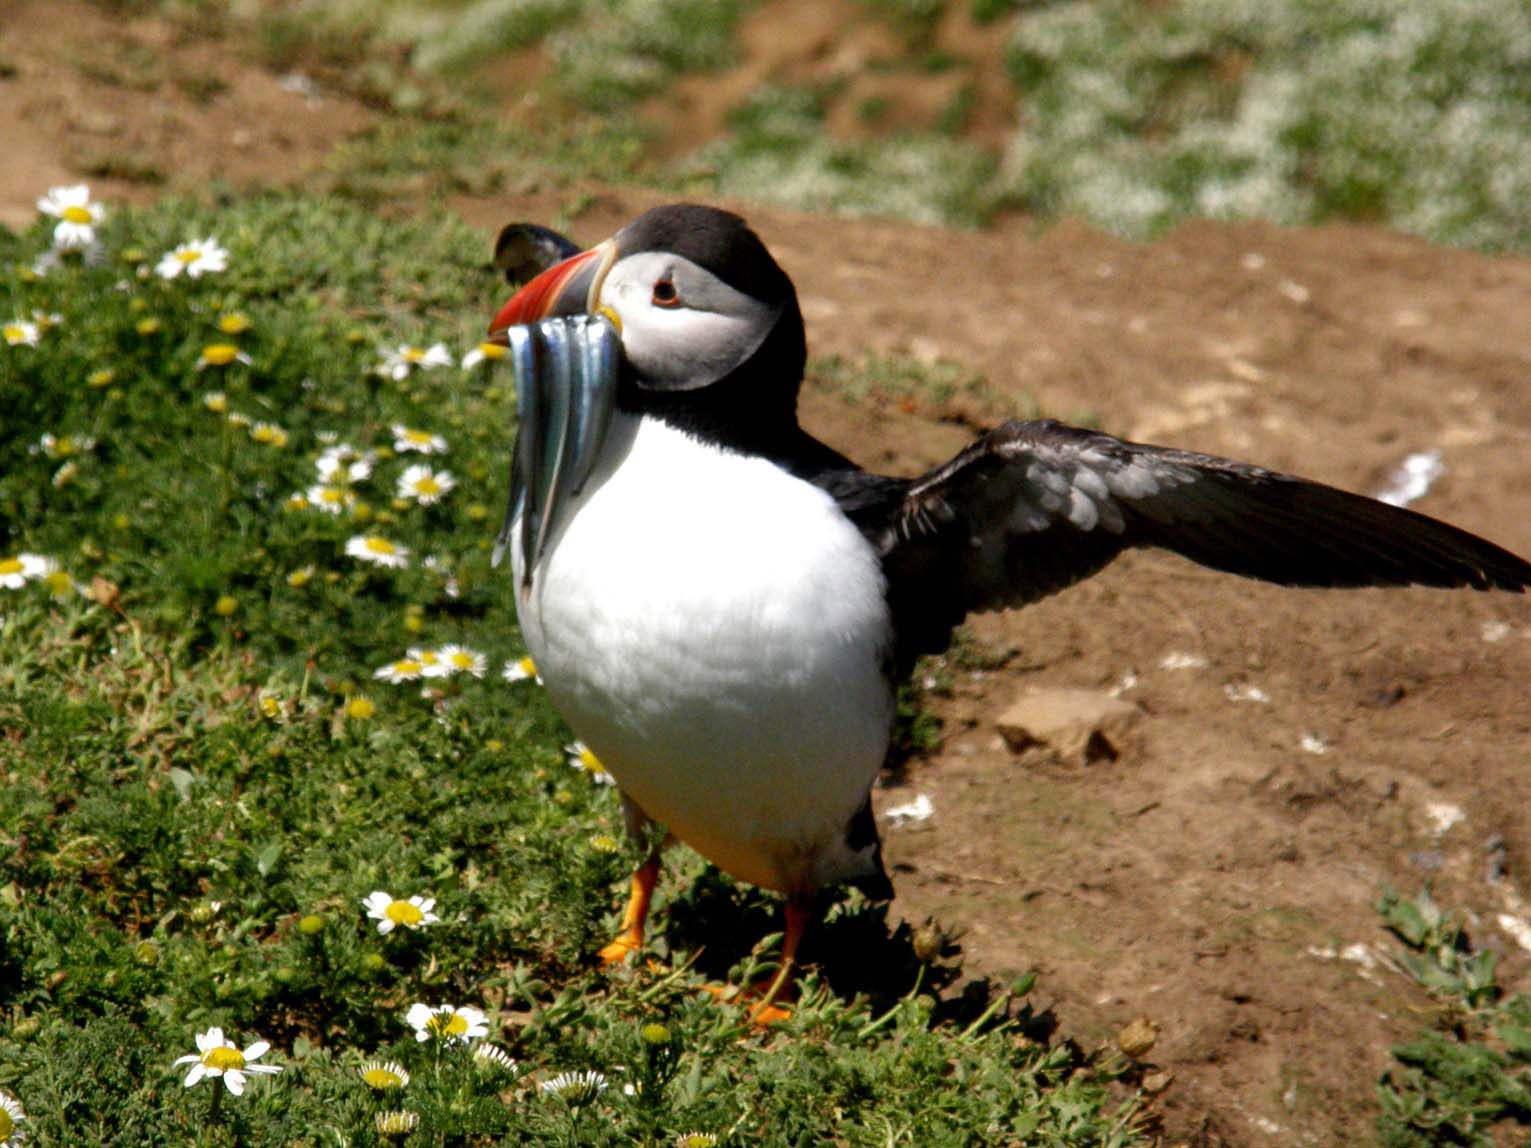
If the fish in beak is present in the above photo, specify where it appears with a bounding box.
[489,239,622,589]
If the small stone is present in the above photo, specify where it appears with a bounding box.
[1117,1016,1159,1059]
[995,688,1142,765]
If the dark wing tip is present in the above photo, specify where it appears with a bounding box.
[493,223,583,286]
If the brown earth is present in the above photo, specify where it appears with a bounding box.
[6,4,1530,1146]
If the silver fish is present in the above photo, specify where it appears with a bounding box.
[493,315,621,588]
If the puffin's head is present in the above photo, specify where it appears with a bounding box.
[488,204,805,407]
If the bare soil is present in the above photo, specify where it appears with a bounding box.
[7,5,1530,1145]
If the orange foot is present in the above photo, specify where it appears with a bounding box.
[598,928,644,968]
[699,980,794,1026]
[598,853,661,969]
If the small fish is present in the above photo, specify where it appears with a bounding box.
[493,316,621,587]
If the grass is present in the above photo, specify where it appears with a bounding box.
[106,1,1531,247]
[1374,889,1531,1146]
[0,191,1148,1146]
[1000,0,1531,250]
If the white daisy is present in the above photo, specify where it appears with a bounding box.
[404,1003,488,1045]
[0,1089,25,1147]
[392,425,448,455]
[374,657,426,683]
[438,644,486,678]
[37,183,104,250]
[472,1044,518,1073]
[316,444,375,484]
[502,655,542,685]
[0,554,54,590]
[249,422,289,448]
[396,464,455,506]
[375,1110,420,1136]
[156,238,229,280]
[540,1069,608,1105]
[346,535,409,568]
[172,1027,281,1095]
[375,343,453,381]
[361,891,440,935]
[566,741,615,786]
[460,341,508,369]
[38,433,95,459]
[306,484,355,515]
[358,1060,411,1090]
[408,647,450,678]
[3,320,40,348]
[197,344,252,370]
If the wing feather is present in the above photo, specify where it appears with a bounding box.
[859,419,1530,674]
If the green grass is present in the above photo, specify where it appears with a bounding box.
[92,0,1531,247]
[1000,0,1531,250]
[0,192,1146,1146]
[1374,889,1531,1146]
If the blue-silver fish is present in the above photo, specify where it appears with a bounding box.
[493,315,621,587]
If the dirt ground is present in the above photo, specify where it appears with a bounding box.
[6,4,1530,1145]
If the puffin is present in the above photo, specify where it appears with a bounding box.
[485,203,1531,1016]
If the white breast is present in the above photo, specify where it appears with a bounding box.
[511,415,895,894]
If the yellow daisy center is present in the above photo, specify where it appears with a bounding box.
[0,1110,13,1139]
[346,696,375,719]
[449,652,473,668]
[412,476,441,496]
[88,369,115,388]
[403,429,432,444]
[362,1066,405,1090]
[319,488,346,505]
[176,248,203,264]
[402,347,425,363]
[3,325,25,342]
[203,1046,246,1072]
[365,537,398,556]
[62,204,94,224]
[392,660,423,676]
[385,900,424,926]
[578,748,608,776]
[427,1012,469,1038]
[0,557,21,576]
[219,314,251,334]
[517,656,536,675]
[475,342,507,360]
[418,650,440,665]
[201,344,240,366]
[45,570,72,595]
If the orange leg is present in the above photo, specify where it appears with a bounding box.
[598,852,661,967]
[747,897,814,1025]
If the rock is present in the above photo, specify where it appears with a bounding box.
[995,688,1142,765]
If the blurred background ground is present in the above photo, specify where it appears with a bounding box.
[3,2,1529,1143]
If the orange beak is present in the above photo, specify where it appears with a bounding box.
[487,239,617,345]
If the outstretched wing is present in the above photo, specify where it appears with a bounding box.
[859,419,1531,674]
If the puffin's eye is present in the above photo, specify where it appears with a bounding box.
[651,279,680,308]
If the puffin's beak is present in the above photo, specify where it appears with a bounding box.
[487,238,617,345]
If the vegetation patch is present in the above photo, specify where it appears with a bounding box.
[1375,888,1531,1146]
[1,187,1146,1146]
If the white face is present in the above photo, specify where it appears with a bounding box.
[596,251,782,390]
